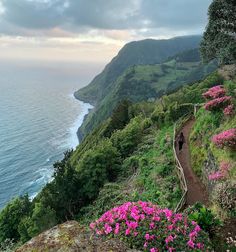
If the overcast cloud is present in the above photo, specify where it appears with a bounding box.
[0,0,212,62]
[0,0,212,35]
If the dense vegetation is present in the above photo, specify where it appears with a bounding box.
[1,72,230,250]
[201,0,236,64]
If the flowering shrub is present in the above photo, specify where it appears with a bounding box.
[204,96,232,111]
[223,104,234,116]
[212,128,236,149]
[203,85,226,99]
[208,161,232,181]
[90,201,211,251]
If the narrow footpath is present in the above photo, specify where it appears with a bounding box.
[176,119,208,206]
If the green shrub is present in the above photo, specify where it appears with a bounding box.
[185,203,221,235]
[111,116,143,157]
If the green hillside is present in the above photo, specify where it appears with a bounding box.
[78,48,217,139]
[75,36,202,105]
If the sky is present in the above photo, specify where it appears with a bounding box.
[0,0,212,64]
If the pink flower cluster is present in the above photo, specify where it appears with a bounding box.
[212,128,236,149]
[90,201,210,251]
[204,96,232,111]
[203,85,226,99]
[208,161,232,181]
[224,104,235,116]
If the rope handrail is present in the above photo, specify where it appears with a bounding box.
[173,114,192,212]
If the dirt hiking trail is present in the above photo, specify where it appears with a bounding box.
[176,119,208,206]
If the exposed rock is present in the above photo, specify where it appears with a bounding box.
[16,221,140,252]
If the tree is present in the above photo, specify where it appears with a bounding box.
[104,99,131,137]
[200,0,236,65]
[76,139,120,202]
[0,195,31,242]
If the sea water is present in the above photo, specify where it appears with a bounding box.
[0,60,98,209]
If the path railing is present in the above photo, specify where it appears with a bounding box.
[173,114,192,212]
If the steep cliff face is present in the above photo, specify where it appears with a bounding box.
[16,221,139,252]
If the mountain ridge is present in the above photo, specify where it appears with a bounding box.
[75,36,218,139]
[74,35,202,105]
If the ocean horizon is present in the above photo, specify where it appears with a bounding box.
[0,60,97,209]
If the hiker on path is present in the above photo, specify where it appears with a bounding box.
[178,132,185,151]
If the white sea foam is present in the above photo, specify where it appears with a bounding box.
[66,95,93,149]
[28,166,54,200]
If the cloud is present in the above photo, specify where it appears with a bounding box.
[1,0,65,29]
[0,0,213,63]
[0,0,212,37]
[140,0,212,30]
[0,35,123,62]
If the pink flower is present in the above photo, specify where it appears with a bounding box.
[114,223,120,234]
[153,216,161,222]
[164,209,173,220]
[189,231,197,239]
[134,231,139,237]
[168,225,174,231]
[197,242,204,249]
[89,222,96,230]
[145,233,151,240]
[212,128,236,149]
[203,85,226,99]
[150,248,157,252]
[191,221,197,226]
[104,223,112,234]
[165,235,174,244]
[224,104,234,116]
[96,230,103,235]
[208,171,224,180]
[126,221,138,229]
[125,228,131,236]
[204,96,231,111]
[194,225,201,232]
[150,222,155,229]
[187,240,195,248]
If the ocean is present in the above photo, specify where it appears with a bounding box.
[0,60,99,209]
